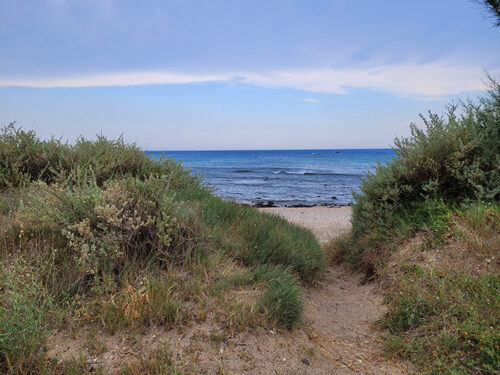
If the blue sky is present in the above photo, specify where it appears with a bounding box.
[1,0,499,150]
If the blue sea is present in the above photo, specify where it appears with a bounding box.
[146,149,394,207]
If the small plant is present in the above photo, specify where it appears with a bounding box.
[120,347,180,375]
[95,276,181,333]
[0,264,57,370]
[255,266,304,329]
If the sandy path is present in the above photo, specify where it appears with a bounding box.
[255,207,409,374]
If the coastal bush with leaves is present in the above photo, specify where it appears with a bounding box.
[351,79,500,240]
[0,124,69,188]
[18,175,201,280]
[0,123,205,192]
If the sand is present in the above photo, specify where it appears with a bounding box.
[258,206,352,243]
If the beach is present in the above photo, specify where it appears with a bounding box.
[258,205,352,243]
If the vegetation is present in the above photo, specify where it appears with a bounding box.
[330,79,500,374]
[477,0,500,27]
[0,124,325,373]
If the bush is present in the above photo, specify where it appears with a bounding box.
[0,123,70,188]
[18,175,203,281]
[0,123,327,372]
[0,123,205,193]
[352,79,500,239]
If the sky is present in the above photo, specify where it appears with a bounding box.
[0,0,499,150]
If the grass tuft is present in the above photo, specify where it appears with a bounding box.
[255,265,304,329]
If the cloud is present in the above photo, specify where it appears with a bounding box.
[1,60,496,98]
[239,61,496,97]
[0,72,226,88]
[299,98,320,102]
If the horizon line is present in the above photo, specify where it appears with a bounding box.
[145,147,394,152]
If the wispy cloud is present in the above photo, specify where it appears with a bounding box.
[0,72,226,88]
[299,98,320,102]
[1,60,496,98]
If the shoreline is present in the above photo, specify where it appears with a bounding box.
[252,201,352,208]
[230,198,353,208]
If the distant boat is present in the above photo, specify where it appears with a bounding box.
[312,152,321,155]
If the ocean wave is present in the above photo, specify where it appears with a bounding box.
[272,170,358,176]
[233,169,253,173]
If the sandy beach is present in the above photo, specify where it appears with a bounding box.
[258,206,352,243]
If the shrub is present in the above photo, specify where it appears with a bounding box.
[0,123,70,188]
[352,79,500,239]
[0,123,205,193]
[18,175,202,280]
[0,123,326,374]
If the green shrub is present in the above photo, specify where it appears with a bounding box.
[352,79,500,240]
[0,122,327,373]
[18,175,202,280]
[0,123,205,193]
[0,123,70,188]
[333,79,500,374]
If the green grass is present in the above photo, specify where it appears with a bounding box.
[254,265,304,329]
[383,268,500,374]
[201,197,325,282]
[0,263,58,372]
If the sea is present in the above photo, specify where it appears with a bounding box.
[146,149,394,207]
